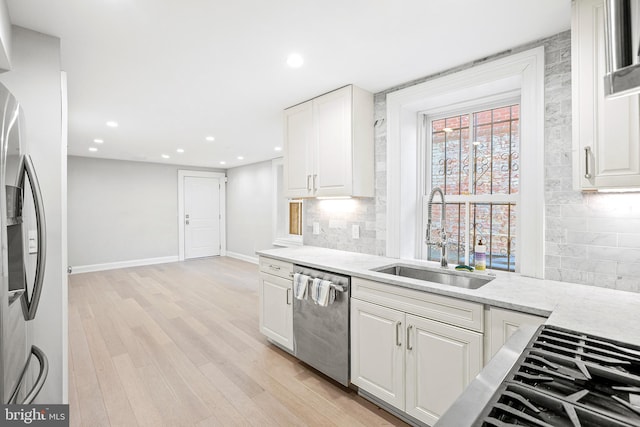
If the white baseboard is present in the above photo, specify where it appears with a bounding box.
[225,251,259,264]
[71,255,180,274]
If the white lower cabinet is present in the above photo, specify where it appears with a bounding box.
[351,298,483,426]
[485,307,547,363]
[405,314,482,425]
[258,257,294,351]
[351,298,405,409]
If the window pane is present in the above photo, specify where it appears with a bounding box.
[492,121,511,195]
[469,203,516,272]
[461,126,471,195]
[431,115,470,196]
[445,129,461,195]
[427,203,466,265]
[432,130,445,190]
[289,201,302,235]
[511,116,520,194]
[473,124,492,195]
[472,104,520,195]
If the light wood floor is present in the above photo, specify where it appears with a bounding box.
[69,256,408,427]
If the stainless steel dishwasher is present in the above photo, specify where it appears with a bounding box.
[293,265,350,387]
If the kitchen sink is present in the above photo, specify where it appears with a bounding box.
[372,263,494,289]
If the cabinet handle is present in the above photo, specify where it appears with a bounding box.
[407,325,413,350]
[269,264,281,271]
[307,175,311,191]
[286,288,291,305]
[584,146,592,179]
[313,174,317,191]
[395,321,402,347]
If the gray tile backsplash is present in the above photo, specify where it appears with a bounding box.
[303,30,640,293]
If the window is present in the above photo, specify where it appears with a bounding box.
[288,200,303,235]
[386,47,544,278]
[424,103,519,271]
[273,159,303,246]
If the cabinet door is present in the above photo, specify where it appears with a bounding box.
[314,86,353,197]
[259,273,293,351]
[350,298,405,410]
[283,101,314,198]
[405,314,482,426]
[573,0,640,190]
[485,307,546,363]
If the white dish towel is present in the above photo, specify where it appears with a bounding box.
[293,273,310,300]
[311,278,335,307]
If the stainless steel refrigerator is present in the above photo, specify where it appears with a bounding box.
[0,81,48,404]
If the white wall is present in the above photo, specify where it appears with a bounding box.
[0,26,65,404]
[226,160,274,261]
[68,156,222,268]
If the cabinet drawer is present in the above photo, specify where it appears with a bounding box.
[259,257,294,280]
[352,277,484,332]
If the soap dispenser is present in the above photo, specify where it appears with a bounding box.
[474,239,486,271]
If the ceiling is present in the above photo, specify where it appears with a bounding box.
[7,0,571,169]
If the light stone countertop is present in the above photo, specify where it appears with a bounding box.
[257,246,640,347]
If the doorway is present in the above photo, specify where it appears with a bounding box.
[178,170,226,260]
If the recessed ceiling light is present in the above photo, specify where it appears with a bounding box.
[88,147,98,152]
[205,136,215,142]
[176,148,185,153]
[443,127,453,133]
[161,154,170,159]
[274,146,282,152]
[287,53,304,68]
[219,161,226,165]
[93,138,104,144]
[106,121,118,128]
[237,156,244,160]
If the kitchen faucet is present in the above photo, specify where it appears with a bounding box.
[426,187,448,267]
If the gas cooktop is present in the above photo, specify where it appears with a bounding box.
[475,325,640,427]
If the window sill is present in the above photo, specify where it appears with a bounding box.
[273,237,303,248]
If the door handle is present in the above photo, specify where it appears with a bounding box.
[396,321,402,347]
[18,155,46,321]
[8,345,48,404]
[407,325,413,350]
[584,146,592,179]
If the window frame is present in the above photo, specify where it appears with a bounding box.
[386,47,545,278]
[420,96,521,271]
[272,158,303,247]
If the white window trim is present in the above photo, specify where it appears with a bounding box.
[272,158,303,247]
[420,96,521,271]
[386,46,545,278]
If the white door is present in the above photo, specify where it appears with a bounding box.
[184,176,220,259]
[350,298,405,411]
[405,314,483,426]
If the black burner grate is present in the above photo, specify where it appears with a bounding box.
[475,326,640,427]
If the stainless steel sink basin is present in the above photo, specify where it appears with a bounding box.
[372,264,494,290]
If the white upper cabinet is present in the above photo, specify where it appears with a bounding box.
[283,85,374,198]
[572,0,640,190]
[283,101,314,198]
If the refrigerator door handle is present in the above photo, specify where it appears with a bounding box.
[18,155,47,321]
[8,345,49,405]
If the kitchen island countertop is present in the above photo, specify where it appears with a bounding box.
[257,246,640,347]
